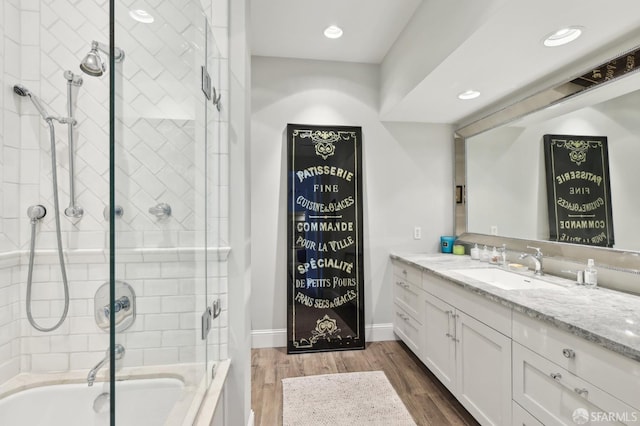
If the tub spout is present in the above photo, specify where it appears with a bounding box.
[87,344,125,386]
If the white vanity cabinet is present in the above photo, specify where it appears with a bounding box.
[512,311,640,425]
[390,255,640,426]
[392,262,424,355]
[422,271,512,426]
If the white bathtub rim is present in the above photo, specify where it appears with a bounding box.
[193,358,230,426]
[0,360,230,426]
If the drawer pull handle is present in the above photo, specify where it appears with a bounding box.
[445,333,459,342]
[574,388,589,398]
[562,348,576,358]
[550,373,562,380]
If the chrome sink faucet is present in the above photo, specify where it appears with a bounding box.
[87,344,125,386]
[519,246,544,276]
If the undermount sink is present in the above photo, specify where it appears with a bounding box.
[450,267,565,291]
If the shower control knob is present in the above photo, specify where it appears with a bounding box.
[103,205,124,221]
[149,202,172,219]
[65,205,84,218]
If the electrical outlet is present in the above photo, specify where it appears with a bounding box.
[490,225,498,235]
[414,226,422,240]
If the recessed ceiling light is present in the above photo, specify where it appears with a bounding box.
[543,26,582,47]
[458,90,481,100]
[129,9,154,24]
[324,25,343,39]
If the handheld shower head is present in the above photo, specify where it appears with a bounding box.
[80,40,125,77]
[13,84,29,97]
[13,84,50,120]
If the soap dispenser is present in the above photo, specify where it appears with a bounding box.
[480,245,490,262]
[584,259,598,288]
[470,244,480,260]
[490,247,499,264]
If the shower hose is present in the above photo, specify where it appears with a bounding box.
[26,118,70,332]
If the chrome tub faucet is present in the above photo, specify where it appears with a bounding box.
[87,344,125,386]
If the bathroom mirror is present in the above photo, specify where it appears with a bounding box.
[458,44,640,253]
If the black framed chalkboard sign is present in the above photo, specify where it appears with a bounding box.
[286,124,365,354]
[543,134,614,247]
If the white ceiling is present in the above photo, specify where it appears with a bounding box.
[250,0,422,64]
[250,0,640,125]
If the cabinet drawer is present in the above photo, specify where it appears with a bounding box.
[393,277,423,322]
[393,262,422,287]
[394,306,421,354]
[513,401,544,426]
[422,270,512,336]
[513,311,640,410]
[513,342,639,425]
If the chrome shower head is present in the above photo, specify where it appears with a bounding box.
[80,41,105,77]
[79,40,125,77]
[13,84,50,120]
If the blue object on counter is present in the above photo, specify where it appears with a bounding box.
[440,236,456,253]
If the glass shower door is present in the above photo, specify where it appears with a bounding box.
[110,1,218,424]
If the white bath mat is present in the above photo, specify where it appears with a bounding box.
[282,370,416,426]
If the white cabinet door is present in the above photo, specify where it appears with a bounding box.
[422,291,457,393]
[456,310,512,426]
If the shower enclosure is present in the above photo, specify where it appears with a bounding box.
[0,0,229,424]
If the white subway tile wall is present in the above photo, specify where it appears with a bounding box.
[0,0,229,388]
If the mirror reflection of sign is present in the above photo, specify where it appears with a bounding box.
[543,134,614,247]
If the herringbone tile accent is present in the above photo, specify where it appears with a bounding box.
[0,0,229,383]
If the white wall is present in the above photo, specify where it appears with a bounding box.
[226,0,252,424]
[250,56,454,346]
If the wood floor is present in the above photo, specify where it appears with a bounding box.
[251,340,479,426]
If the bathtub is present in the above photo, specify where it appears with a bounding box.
[0,378,184,426]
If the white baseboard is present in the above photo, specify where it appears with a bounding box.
[247,410,255,426]
[251,323,396,348]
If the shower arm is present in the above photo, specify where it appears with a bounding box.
[64,71,83,218]
[93,41,125,63]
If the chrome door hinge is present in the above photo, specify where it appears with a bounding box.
[201,66,211,100]
[201,306,212,340]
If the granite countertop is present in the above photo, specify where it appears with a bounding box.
[390,252,640,363]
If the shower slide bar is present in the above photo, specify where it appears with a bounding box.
[63,70,84,218]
